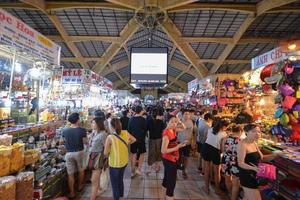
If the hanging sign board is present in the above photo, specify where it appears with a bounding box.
[62,68,113,88]
[188,78,199,94]
[104,78,113,89]
[0,9,61,65]
[251,47,287,70]
[62,69,83,84]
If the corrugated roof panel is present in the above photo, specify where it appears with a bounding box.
[5,9,59,35]
[56,42,74,57]
[169,10,248,37]
[61,61,82,68]
[75,41,111,57]
[228,43,275,59]
[105,72,119,82]
[191,42,227,59]
[56,8,134,36]
[245,13,300,38]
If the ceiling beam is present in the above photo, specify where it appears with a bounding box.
[105,0,139,10]
[0,2,38,10]
[49,35,278,45]
[165,88,173,93]
[46,1,133,12]
[169,59,198,78]
[256,0,297,16]
[210,0,297,74]
[161,17,208,78]
[238,38,278,44]
[123,44,130,62]
[48,35,121,43]
[168,76,187,87]
[48,15,88,69]
[224,59,250,65]
[62,57,251,66]
[168,84,180,92]
[2,2,300,14]
[93,18,139,73]
[183,37,234,44]
[102,58,197,79]
[113,78,129,89]
[268,6,300,13]
[167,3,256,14]
[198,59,250,64]
[167,64,191,89]
[19,0,45,10]
[209,15,255,74]
[62,57,102,63]
[108,63,133,90]
[163,0,198,10]
[102,59,129,76]
[18,0,88,69]
[169,45,177,63]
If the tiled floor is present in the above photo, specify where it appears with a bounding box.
[77,156,227,200]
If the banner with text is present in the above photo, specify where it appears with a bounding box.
[251,47,287,70]
[0,9,61,65]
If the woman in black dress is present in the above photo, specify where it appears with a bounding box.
[237,124,281,200]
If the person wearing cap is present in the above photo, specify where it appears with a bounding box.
[62,112,87,199]
[128,105,147,177]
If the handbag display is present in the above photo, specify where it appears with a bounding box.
[257,163,277,180]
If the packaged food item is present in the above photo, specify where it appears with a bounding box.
[0,145,12,176]
[16,172,34,200]
[0,134,12,146]
[24,149,40,165]
[0,176,16,200]
[10,143,25,173]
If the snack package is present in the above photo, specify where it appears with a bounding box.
[24,149,40,165]
[0,176,16,200]
[0,134,12,146]
[16,172,34,200]
[10,143,25,173]
[0,145,12,176]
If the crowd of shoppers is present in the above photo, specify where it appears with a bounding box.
[61,105,282,200]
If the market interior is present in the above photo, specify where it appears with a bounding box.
[0,0,300,200]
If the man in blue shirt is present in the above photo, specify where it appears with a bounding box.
[63,112,87,198]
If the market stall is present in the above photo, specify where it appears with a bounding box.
[160,92,190,108]
[188,74,245,118]
[0,8,67,200]
[250,46,300,200]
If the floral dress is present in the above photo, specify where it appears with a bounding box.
[221,136,240,176]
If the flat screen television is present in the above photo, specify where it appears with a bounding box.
[130,47,168,88]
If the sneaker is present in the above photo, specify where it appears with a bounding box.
[135,169,142,176]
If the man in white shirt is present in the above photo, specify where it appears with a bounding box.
[177,109,194,179]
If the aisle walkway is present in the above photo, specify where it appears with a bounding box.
[77,156,227,200]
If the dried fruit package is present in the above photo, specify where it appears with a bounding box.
[10,143,25,173]
[0,145,12,176]
[16,172,34,200]
[0,176,16,200]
